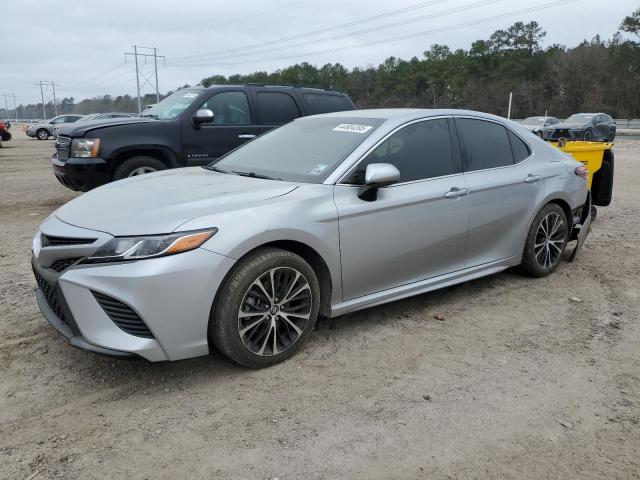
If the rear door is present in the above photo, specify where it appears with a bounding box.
[181,90,264,166]
[334,117,470,300]
[456,117,545,267]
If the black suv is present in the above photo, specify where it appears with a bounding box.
[53,85,356,191]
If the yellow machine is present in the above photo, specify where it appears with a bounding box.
[550,140,614,216]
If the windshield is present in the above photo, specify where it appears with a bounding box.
[565,114,594,123]
[210,117,385,183]
[79,114,100,122]
[142,89,203,120]
[522,117,546,126]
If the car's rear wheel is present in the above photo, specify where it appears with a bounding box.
[520,203,568,277]
[36,129,49,140]
[113,156,166,180]
[583,130,592,141]
[210,248,320,368]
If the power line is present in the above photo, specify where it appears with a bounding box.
[169,0,449,63]
[169,0,503,65]
[169,0,580,69]
[63,63,128,90]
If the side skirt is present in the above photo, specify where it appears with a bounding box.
[330,255,521,317]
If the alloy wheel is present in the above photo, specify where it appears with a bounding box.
[127,166,157,177]
[238,267,312,356]
[534,212,565,270]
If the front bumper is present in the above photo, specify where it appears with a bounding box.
[32,217,235,361]
[543,128,585,141]
[52,154,111,191]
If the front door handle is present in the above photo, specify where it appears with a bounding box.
[238,134,256,139]
[444,187,470,198]
[524,174,541,183]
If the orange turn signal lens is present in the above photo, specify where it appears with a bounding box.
[165,230,216,254]
[90,138,101,157]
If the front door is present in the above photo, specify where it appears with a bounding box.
[181,90,269,166]
[334,118,470,300]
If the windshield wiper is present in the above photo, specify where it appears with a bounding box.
[230,170,282,181]
[203,165,232,174]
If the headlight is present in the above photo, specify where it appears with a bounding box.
[84,229,217,263]
[71,138,101,158]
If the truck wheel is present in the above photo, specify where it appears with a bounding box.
[113,156,166,180]
[36,129,49,140]
[519,203,568,277]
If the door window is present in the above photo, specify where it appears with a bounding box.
[200,91,251,125]
[346,118,454,184]
[457,118,514,171]
[255,92,300,124]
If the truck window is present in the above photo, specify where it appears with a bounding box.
[201,92,252,125]
[303,93,354,114]
[255,92,300,124]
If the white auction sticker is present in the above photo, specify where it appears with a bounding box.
[183,93,198,98]
[333,123,373,134]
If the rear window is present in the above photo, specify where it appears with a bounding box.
[303,93,354,114]
[256,92,300,124]
[508,130,531,163]
[457,118,514,171]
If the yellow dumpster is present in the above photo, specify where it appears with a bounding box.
[550,140,614,209]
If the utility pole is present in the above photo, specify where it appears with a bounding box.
[507,91,513,119]
[34,81,59,118]
[12,94,18,120]
[1,94,9,119]
[125,46,165,113]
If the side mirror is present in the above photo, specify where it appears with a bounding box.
[192,109,214,126]
[358,163,400,201]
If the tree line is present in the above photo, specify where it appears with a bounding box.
[5,8,640,120]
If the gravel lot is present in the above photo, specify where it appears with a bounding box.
[1,127,639,480]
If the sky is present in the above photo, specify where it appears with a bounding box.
[1,0,637,109]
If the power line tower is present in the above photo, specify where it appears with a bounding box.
[1,94,19,120]
[124,46,165,113]
[34,81,59,118]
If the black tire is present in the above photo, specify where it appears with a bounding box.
[210,248,321,368]
[519,203,568,277]
[36,128,49,140]
[583,129,592,141]
[607,130,616,142]
[113,156,166,180]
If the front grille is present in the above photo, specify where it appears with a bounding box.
[33,267,65,322]
[92,291,154,338]
[41,234,96,247]
[50,257,81,272]
[56,136,71,162]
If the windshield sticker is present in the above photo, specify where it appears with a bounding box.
[183,93,198,98]
[310,164,329,175]
[333,123,373,134]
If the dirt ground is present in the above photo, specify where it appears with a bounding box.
[0,127,638,480]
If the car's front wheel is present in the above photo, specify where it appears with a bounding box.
[36,129,49,140]
[583,129,593,141]
[210,248,320,368]
[520,203,568,277]
[113,156,166,180]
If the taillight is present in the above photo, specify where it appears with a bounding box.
[575,165,588,180]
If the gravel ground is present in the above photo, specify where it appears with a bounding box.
[1,127,639,480]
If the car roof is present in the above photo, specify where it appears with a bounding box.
[305,108,512,123]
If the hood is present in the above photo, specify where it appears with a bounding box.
[54,167,299,236]
[547,121,588,130]
[57,117,155,136]
[522,125,542,131]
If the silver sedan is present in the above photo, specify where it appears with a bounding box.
[31,109,591,367]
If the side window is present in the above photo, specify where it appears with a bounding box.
[52,116,65,124]
[508,130,531,163]
[255,92,300,124]
[201,91,251,125]
[346,118,454,184]
[303,93,354,114]
[457,118,514,171]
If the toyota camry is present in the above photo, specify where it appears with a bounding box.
[32,109,591,368]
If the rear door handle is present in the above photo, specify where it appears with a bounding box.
[444,187,470,198]
[238,134,256,139]
[524,174,541,183]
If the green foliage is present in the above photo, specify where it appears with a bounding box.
[620,7,640,38]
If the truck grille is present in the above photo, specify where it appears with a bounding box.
[56,135,71,162]
[33,267,66,322]
[92,291,154,338]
